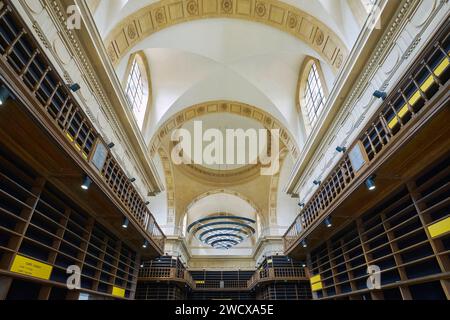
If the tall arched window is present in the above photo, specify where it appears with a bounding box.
[124,52,150,130]
[298,58,328,133]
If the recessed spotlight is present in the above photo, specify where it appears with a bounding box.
[142,240,149,248]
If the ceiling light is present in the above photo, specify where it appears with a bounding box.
[298,202,305,208]
[81,175,92,190]
[324,216,332,228]
[142,240,149,248]
[107,142,115,149]
[129,177,136,183]
[122,217,129,229]
[373,90,387,100]
[0,85,10,105]
[145,201,150,205]
[301,239,307,248]
[336,146,346,153]
[365,176,376,191]
[313,180,321,186]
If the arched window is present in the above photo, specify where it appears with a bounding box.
[124,53,150,130]
[298,58,328,133]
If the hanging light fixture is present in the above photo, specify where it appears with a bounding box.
[142,240,149,248]
[122,217,129,229]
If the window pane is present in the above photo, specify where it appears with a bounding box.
[125,58,149,129]
[303,62,327,129]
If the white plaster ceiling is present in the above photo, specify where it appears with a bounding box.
[115,18,329,145]
[186,193,257,224]
[185,192,258,252]
[180,113,266,171]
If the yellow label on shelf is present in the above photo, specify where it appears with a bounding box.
[310,274,321,284]
[311,282,323,292]
[195,280,205,284]
[434,57,449,76]
[66,133,74,142]
[10,255,52,280]
[408,90,421,106]
[428,217,450,238]
[420,76,434,92]
[112,286,125,297]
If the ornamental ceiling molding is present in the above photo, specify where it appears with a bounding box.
[105,0,348,72]
[149,100,299,160]
[180,162,262,184]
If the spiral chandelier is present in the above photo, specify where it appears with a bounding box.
[187,215,256,249]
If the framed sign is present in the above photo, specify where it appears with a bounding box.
[91,141,108,172]
[348,142,367,173]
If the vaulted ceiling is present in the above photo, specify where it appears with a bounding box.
[86,0,370,256]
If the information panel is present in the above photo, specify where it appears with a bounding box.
[10,255,53,280]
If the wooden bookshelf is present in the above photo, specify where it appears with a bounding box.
[0,147,142,299]
[307,154,450,300]
[284,19,450,253]
[0,0,164,253]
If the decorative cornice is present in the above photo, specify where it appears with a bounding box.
[150,100,299,160]
[105,0,348,72]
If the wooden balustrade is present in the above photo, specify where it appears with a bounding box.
[139,266,308,291]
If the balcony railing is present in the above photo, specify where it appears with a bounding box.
[248,267,307,289]
[138,266,308,290]
[283,22,450,253]
[0,1,165,251]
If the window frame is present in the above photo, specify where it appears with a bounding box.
[297,57,329,135]
[123,52,151,131]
